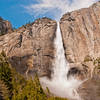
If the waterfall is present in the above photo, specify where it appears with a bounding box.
[52,22,69,80]
[40,22,82,100]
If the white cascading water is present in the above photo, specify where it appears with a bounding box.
[40,22,82,100]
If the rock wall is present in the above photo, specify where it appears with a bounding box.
[60,2,100,99]
[60,2,100,63]
[0,18,57,78]
[60,1,100,78]
[0,17,12,35]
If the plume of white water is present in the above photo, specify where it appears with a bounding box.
[40,22,82,100]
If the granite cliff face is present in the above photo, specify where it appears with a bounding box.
[0,17,12,35]
[60,2,100,99]
[0,1,100,100]
[0,1,100,81]
[0,18,57,78]
[60,1,100,79]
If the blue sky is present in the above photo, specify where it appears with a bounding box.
[0,0,39,28]
[0,0,98,28]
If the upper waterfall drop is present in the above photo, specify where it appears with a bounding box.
[52,22,69,80]
[40,22,82,100]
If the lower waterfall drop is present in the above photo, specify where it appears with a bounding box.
[40,22,82,100]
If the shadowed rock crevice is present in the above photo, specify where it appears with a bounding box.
[67,67,82,78]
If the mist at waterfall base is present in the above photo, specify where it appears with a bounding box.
[40,22,82,100]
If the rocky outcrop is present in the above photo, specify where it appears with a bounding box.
[78,77,100,100]
[60,2,100,99]
[0,17,12,35]
[0,18,57,78]
[60,1,100,78]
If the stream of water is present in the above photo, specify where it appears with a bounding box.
[40,22,82,100]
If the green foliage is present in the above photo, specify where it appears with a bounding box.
[84,55,93,62]
[46,87,51,96]
[47,97,68,100]
[12,74,47,100]
[94,58,100,66]
[0,51,69,100]
[22,79,46,100]
[93,58,100,75]
[0,51,12,91]
[11,73,68,100]
[11,69,26,100]
[0,80,9,100]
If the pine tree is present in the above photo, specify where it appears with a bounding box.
[0,51,12,91]
[11,69,26,100]
[20,74,47,100]
[47,97,68,100]
[0,51,69,100]
[0,80,9,100]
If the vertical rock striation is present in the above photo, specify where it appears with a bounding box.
[0,18,57,78]
[60,1,100,78]
[60,1,100,99]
